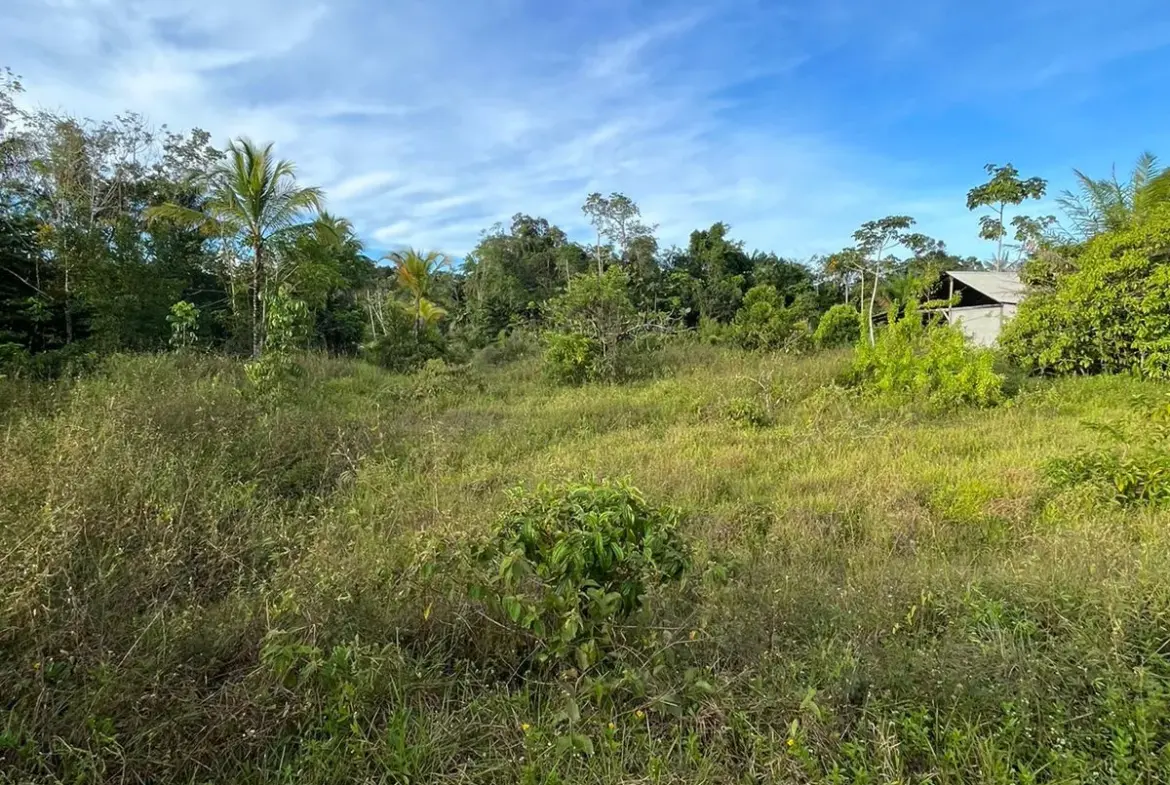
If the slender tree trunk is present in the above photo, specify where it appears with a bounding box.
[64,260,73,345]
[995,204,1005,271]
[252,241,263,357]
[868,268,879,346]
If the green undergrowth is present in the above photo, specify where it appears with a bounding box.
[2,348,1170,783]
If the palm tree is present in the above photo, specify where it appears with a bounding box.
[147,138,323,356]
[384,248,450,335]
[1058,151,1170,240]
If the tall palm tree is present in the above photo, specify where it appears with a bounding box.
[1058,151,1170,240]
[147,138,322,356]
[384,248,449,335]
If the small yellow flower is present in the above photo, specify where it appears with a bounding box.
[786,738,795,747]
[521,723,531,732]
[634,710,646,720]
[607,722,615,730]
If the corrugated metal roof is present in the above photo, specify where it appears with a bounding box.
[944,271,1027,304]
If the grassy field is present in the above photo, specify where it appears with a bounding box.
[3,344,1170,783]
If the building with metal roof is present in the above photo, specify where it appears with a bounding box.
[938,270,1025,346]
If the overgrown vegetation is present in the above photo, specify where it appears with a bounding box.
[7,59,1170,785]
[851,304,1005,408]
[4,350,1170,783]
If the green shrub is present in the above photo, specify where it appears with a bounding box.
[245,286,312,394]
[1001,205,1170,377]
[542,331,599,384]
[542,269,660,383]
[478,480,692,669]
[852,303,1005,408]
[730,284,812,352]
[361,301,446,373]
[696,315,733,345]
[814,304,861,349]
[166,300,200,350]
[1046,449,1170,506]
[1046,401,1170,506]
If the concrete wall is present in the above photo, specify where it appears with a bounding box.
[945,305,1005,347]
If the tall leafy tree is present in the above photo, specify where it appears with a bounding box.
[385,248,450,336]
[853,215,915,345]
[581,192,654,275]
[147,138,322,356]
[966,163,1047,270]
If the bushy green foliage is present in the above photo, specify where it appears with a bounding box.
[813,303,861,348]
[6,351,1170,783]
[1002,206,1170,377]
[244,286,311,393]
[166,300,200,350]
[730,284,813,352]
[361,301,446,373]
[542,269,659,383]
[479,480,691,669]
[852,303,1005,407]
[1046,398,1170,505]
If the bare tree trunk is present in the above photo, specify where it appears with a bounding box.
[252,241,263,357]
[64,260,73,344]
[868,268,879,346]
[995,204,1005,271]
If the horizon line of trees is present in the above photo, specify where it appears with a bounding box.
[4,65,1170,380]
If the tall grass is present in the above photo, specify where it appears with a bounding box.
[2,347,1169,783]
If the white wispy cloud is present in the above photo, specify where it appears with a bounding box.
[4,0,1165,260]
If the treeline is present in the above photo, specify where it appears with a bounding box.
[5,65,1170,383]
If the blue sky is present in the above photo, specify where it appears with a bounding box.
[4,0,1170,260]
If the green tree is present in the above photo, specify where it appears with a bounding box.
[1057,152,1170,240]
[966,163,1048,270]
[581,192,655,275]
[166,300,199,350]
[730,284,812,352]
[543,268,660,383]
[814,304,861,349]
[147,138,323,356]
[385,248,450,336]
[1001,204,1170,378]
[852,216,915,345]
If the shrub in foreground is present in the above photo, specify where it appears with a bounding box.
[478,480,692,669]
[852,303,1004,408]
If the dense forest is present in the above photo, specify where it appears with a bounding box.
[6,65,1170,784]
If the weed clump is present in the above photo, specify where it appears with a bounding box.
[851,303,1005,408]
[478,479,692,670]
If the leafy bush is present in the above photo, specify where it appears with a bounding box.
[1001,205,1170,377]
[361,301,446,373]
[814,303,861,349]
[542,269,661,383]
[852,303,1005,408]
[1046,399,1170,506]
[1046,449,1170,506]
[167,300,200,350]
[730,284,812,352]
[472,326,540,367]
[478,480,692,669]
[245,286,312,394]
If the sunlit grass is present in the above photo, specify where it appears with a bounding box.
[2,347,1169,783]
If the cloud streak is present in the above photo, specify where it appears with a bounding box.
[4,0,1169,260]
